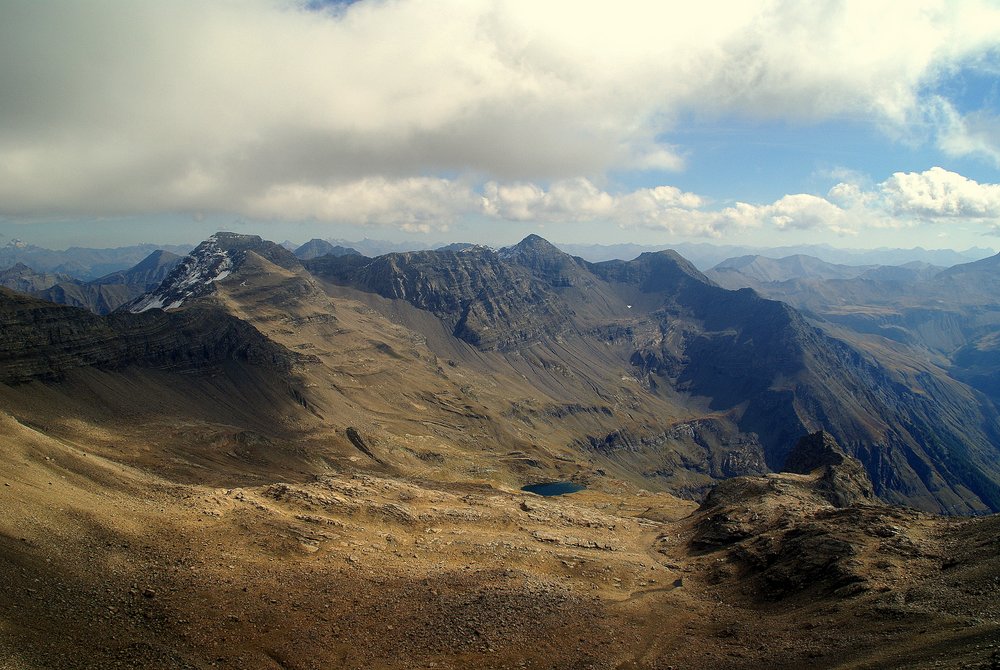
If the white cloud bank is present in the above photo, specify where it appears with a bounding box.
[238,168,1000,239]
[476,168,1000,238]
[0,0,997,234]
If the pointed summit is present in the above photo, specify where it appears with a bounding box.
[500,235,589,288]
[499,234,564,260]
[589,247,715,297]
[514,233,558,251]
[123,232,300,313]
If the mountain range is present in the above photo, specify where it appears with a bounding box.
[1,232,975,515]
[709,251,1000,410]
[5,232,1000,513]
[4,231,1000,667]
[0,250,182,314]
[0,240,191,280]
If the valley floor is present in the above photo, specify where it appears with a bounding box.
[2,408,998,670]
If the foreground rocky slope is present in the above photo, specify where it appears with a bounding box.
[1,414,996,669]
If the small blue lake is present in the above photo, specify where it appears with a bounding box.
[521,481,585,496]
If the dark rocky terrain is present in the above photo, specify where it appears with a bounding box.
[0,287,300,384]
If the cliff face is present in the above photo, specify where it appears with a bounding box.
[0,287,298,385]
[327,245,576,350]
[0,287,122,383]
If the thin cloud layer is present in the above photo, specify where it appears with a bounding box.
[0,0,998,231]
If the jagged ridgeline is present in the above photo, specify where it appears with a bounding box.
[5,231,1000,514]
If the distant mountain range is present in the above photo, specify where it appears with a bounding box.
[706,249,1000,418]
[0,240,192,280]
[292,238,362,260]
[270,237,998,269]
[706,254,944,289]
[1,250,182,314]
[556,241,994,269]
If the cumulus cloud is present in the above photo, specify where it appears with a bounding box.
[479,180,866,238]
[932,99,1000,166]
[0,0,998,224]
[879,167,1000,219]
[477,168,1000,240]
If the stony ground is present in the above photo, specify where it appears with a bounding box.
[2,407,999,670]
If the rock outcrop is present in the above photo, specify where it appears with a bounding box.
[686,432,926,601]
[781,430,876,508]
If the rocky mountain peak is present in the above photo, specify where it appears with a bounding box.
[0,262,72,293]
[508,233,559,253]
[499,235,589,288]
[293,238,362,260]
[124,232,300,314]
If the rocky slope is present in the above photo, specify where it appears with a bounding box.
[310,239,580,350]
[300,234,1000,513]
[124,233,301,313]
[1,412,997,669]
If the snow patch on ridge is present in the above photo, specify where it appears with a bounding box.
[127,234,235,313]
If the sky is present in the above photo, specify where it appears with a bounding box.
[0,0,999,251]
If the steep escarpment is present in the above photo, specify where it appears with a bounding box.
[314,245,576,350]
[0,287,300,385]
[0,287,123,383]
